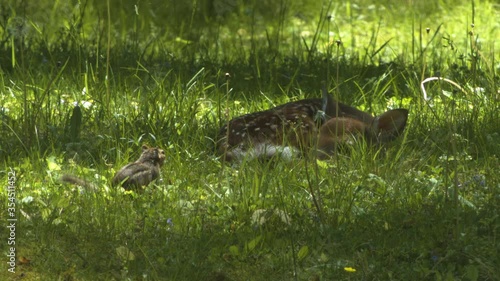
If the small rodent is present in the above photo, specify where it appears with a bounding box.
[112,144,166,190]
[61,145,166,191]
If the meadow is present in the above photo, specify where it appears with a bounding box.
[0,0,499,280]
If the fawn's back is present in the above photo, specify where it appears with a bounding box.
[217,89,408,162]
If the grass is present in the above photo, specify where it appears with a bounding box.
[1,0,499,280]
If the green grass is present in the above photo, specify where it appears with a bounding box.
[1,0,499,280]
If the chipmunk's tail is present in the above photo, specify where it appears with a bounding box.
[60,174,97,191]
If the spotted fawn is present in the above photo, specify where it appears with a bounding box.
[216,88,408,162]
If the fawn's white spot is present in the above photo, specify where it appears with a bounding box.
[229,143,300,162]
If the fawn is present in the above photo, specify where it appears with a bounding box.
[216,88,408,162]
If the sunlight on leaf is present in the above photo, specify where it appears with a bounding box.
[175,37,192,44]
[46,156,61,171]
[316,159,330,169]
[320,253,329,262]
[246,236,262,252]
[297,245,309,261]
[229,245,239,256]
[344,267,356,273]
[116,246,135,261]
[21,196,34,203]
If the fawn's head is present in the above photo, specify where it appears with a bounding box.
[316,108,408,158]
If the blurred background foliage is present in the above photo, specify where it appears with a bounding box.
[2,0,495,67]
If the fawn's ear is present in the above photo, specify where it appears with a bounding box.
[142,144,151,151]
[371,109,408,143]
[321,84,337,119]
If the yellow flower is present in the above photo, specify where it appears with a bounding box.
[344,267,356,273]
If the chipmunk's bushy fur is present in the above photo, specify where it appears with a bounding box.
[61,145,166,191]
[112,145,166,190]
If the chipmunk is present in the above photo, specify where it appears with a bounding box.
[112,144,166,190]
[61,145,166,191]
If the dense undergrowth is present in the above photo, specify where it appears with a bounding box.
[1,0,499,280]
